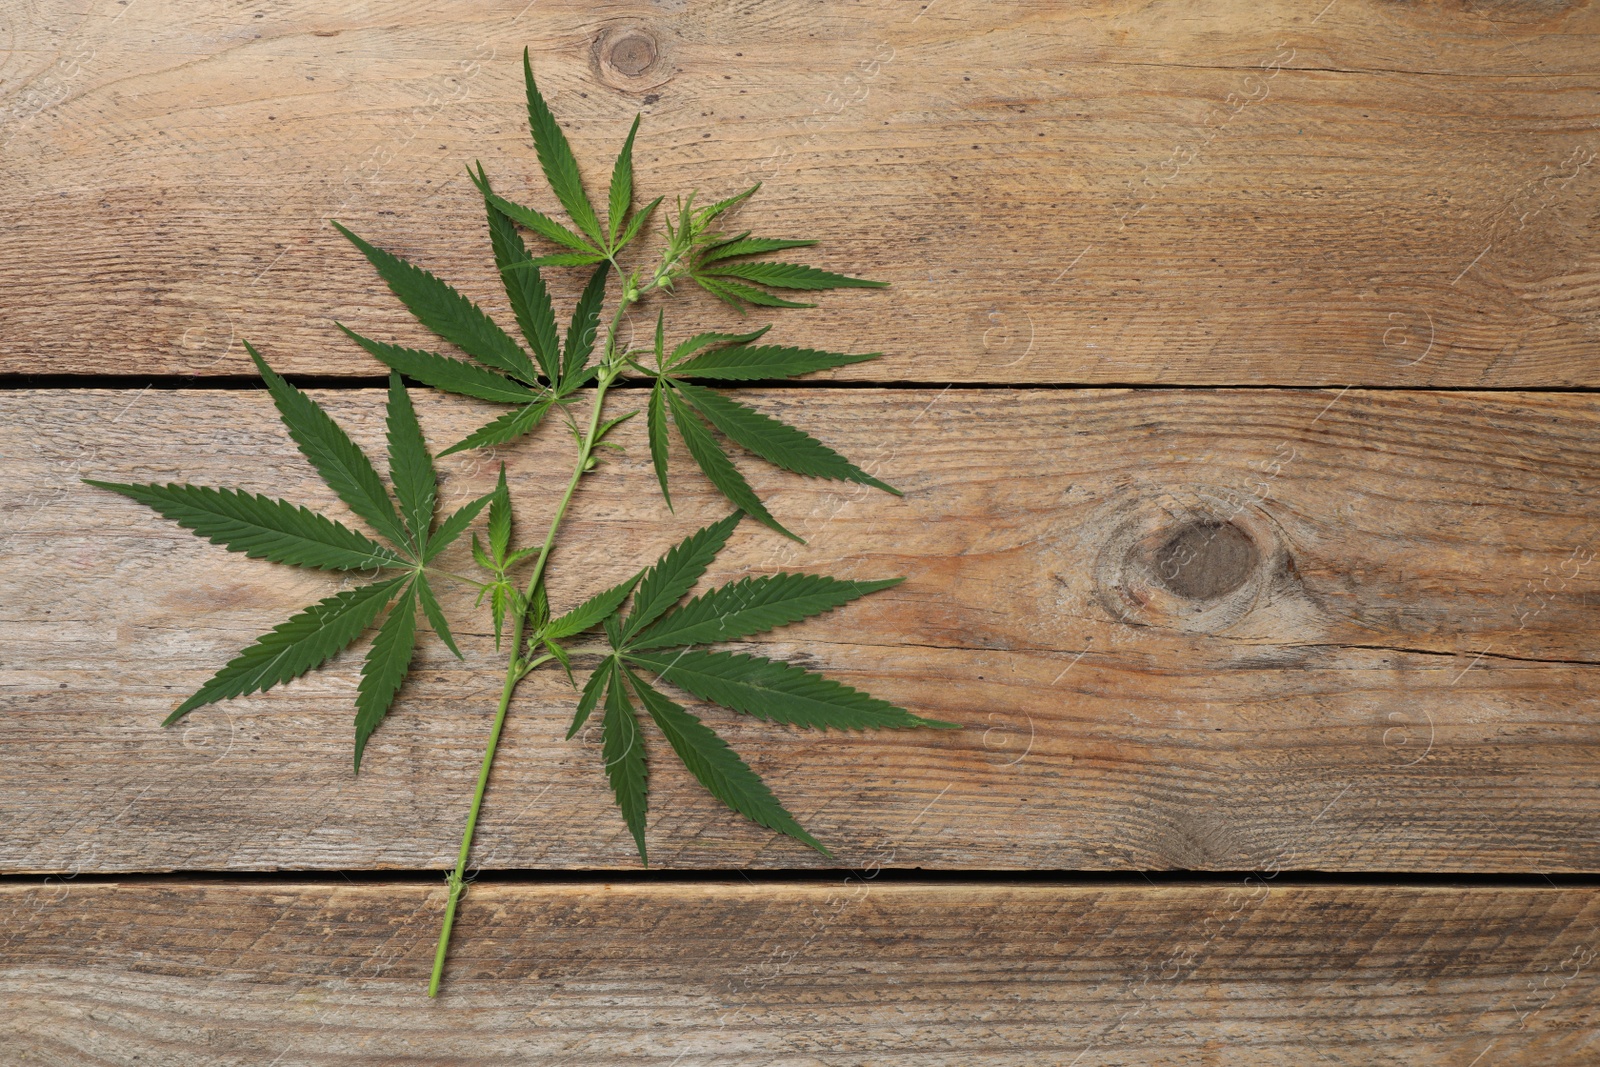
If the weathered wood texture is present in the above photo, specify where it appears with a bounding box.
[2,880,1596,1065]
[4,387,1598,874]
[3,0,1599,383]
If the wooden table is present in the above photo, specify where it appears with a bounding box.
[3,1,1598,1062]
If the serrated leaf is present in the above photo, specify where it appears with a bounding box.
[665,390,797,542]
[700,237,816,264]
[423,491,493,563]
[696,275,813,311]
[438,399,554,458]
[545,570,644,640]
[626,648,955,731]
[672,343,878,381]
[353,580,419,772]
[625,668,828,855]
[385,373,437,555]
[504,542,544,569]
[561,261,611,386]
[613,194,662,255]
[471,534,495,571]
[667,325,773,368]
[332,222,538,384]
[646,380,671,509]
[522,48,604,245]
[488,465,512,561]
[530,580,550,630]
[567,658,613,739]
[477,165,562,380]
[518,251,609,268]
[164,576,407,724]
[337,325,544,406]
[630,574,904,651]
[248,341,411,552]
[84,480,407,572]
[559,365,603,394]
[607,113,640,249]
[600,664,649,863]
[672,381,899,495]
[664,192,695,244]
[620,510,743,641]
[543,636,576,686]
[707,261,888,291]
[697,182,759,225]
[701,228,749,252]
[487,581,510,649]
[594,409,638,446]
[472,183,597,255]
[414,571,462,660]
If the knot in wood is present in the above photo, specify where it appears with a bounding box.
[1087,487,1297,635]
[607,33,657,77]
[1152,521,1258,601]
[591,22,672,92]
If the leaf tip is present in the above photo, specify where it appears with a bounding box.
[169,689,217,722]
[352,720,380,774]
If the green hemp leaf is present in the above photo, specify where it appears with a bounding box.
[87,345,490,770]
[87,47,958,999]
[637,328,899,540]
[647,181,888,313]
[535,512,955,863]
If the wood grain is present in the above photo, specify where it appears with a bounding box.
[1,880,1596,1064]
[3,386,1598,874]
[3,1,1599,383]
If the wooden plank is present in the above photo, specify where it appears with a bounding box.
[1,880,1596,1064]
[3,1,1598,383]
[3,386,1598,874]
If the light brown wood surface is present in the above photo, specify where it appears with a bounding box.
[3,0,1599,383]
[2,880,1596,1065]
[5,386,1598,874]
[7,2,1599,1055]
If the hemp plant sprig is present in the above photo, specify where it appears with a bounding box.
[87,48,957,997]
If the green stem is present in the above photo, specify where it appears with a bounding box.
[427,608,525,998]
[521,368,614,600]
[427,277,654,997]
[517,277,653,604]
